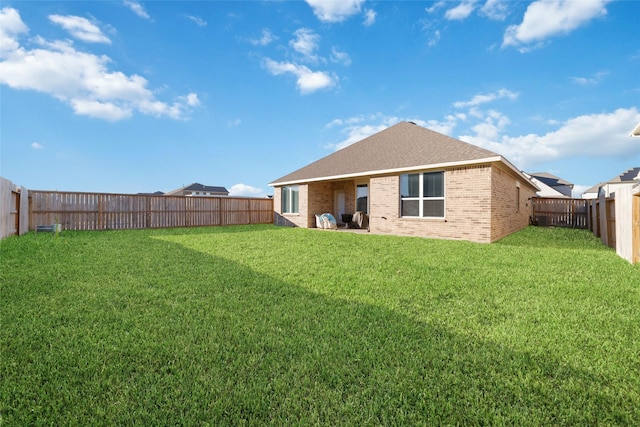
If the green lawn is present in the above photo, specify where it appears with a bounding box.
[1,225,639,425]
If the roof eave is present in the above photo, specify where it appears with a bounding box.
[270,156,538,190]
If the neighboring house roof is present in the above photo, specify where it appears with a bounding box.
[165,183,229,195]
[523,172,568,198]
[528,172,574,189]
[137,191,165,195]
[581,167,640,197]
[582,183,602,197]
[613,167,640,183]
[270,121,533,187]
[630,122,640,137]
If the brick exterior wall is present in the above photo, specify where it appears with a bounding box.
[307,181,333,226]
[369,165,494,243]
[489,164,536,241]
[274,163,535,242]
[273,184,308,228]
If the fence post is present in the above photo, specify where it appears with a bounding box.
[146,196,151,228]
[598,192,608,246]
[18,186,29,235]
[97,195,103,230]
[633,194,640,264]
[218,197,223,226]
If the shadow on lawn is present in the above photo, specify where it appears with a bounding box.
[3,231,635,426]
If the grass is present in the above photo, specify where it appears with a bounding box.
[1,225,639,425]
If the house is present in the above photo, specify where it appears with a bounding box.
[269,121,538,243]
[525,172,573,198]
[165,183,229,197]
[582,167,640,199]
[137,191,165,196]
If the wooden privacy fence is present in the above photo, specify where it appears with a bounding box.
[531,197,589,229]
[29,191,273,231]
[0,177,29,239]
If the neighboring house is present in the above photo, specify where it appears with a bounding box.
[526,172,573,198]
[269,121,538,243]
[582,167,640,199]
[165,183,229,197]
[137,191,165,196]
[630,122,640,137]
[581,183,601,200]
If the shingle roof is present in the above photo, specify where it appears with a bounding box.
[270,121,505,185]
[165,183,229,195]
[614,167,640,182]
[581,167,640,195]
[529,172,574,188]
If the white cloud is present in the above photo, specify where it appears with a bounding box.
[363,9,376,26]
[227,118,241,127]
[426,2,446,14]
[330,47,351,66]
[324,105,640,174]
[263,58,336,94]
[229,183,267,198]
[250,29,276,46]
[186,15,206,27]
[123,0,150,20]
[572,184,591,198]
[331,124,391,151]
[31,142,44,150]
[49,15,110,44]
[503,0,611,50]
[460,107,640,169]
[570,70,608,85]
[305,0,365,23]
[71,99,132,121]
[325,115,370,128]
[445,1,478,20]
[0,8,198,121]
[428,30,441,47]
[0,7,28,52]
[326,115,417,151]
[183,93,200,107]
[290,28,320,61]
[424,114,463,136]
[453,88,518,108]
[479,0,509,20]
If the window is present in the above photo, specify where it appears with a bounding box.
[356,184,368,214]
[400,171,444,218]
[281,185,299,214]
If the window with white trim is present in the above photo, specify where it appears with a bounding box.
[281,185,299,214]
[356,184,368,214]
[400,171,444,218]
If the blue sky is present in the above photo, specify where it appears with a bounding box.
[1,0,639,197]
